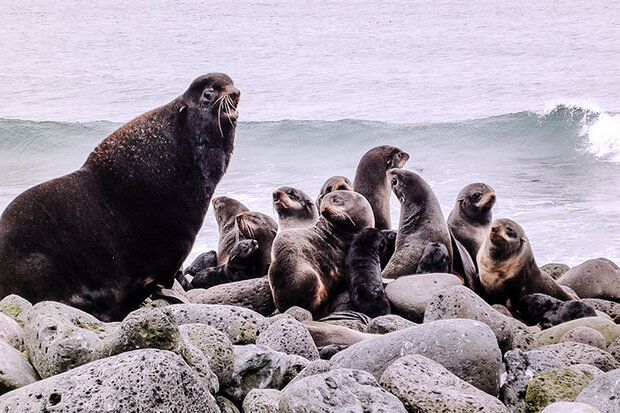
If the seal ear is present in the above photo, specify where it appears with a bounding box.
[179,105,188,114]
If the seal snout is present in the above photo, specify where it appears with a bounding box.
[219,85,241,120]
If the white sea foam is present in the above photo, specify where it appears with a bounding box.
[582,112,620,162]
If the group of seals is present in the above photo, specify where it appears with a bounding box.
[0,73,240,321]
[268,190,374,316]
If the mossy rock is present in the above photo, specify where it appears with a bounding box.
[525,367,593,413]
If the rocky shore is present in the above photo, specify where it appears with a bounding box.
[1,269,619,412]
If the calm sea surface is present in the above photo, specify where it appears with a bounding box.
[1,0,619,265]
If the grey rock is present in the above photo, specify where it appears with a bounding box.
[535,317,620,348]
[279,368,406,413]
[380,354,509,412]
[385,273,462,322]
[0,340,39,395]
[221,344,288,404]
[0,295,32,327]
[561,327,607,350]
[557,258,620,301]
[283,359,331,390]
[180,323,235,384]
[216,396,240,413]
[510,317,541,351]
[607,337,620,364]
[364,314,416,334]
[541,263,571,280]
[331,318,502,395]
[542,402,601,413]
[187,276,276,316]
[501,348,566,411]
[302,320,377,347]
[164,303,269,344]
[424,285,514,352]
[284,306,313,322]
[576,368,620,413]
[582,298,620,321]
[283,354,311,385]
[242,389,282,413]
[537,342,620,372]
[0,311,23,351]
[0,349,219,412]
[256,316,319,360]
[23,301,113,378]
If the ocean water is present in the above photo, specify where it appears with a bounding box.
[1,0,619,266]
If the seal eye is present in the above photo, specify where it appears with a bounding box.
[505,227,516,237]
[391,178,398,186]
[472,192,482,200]
[326,186,332,192]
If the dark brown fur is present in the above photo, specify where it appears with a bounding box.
[212,196,249,265]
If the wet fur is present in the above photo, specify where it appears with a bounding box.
[517,293,597,329]
[316,176,353,209]
[273,186,318,230]
[416,242,450,274]
[191,239,260,289]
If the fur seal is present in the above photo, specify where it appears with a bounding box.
[273,186,318,230]
[184,250,218,277]
[381,169,453,278]
[477,218,577,309]
[353,145,409,230]
[557,258,620,301]
[190,239,260,289]
[448,183,496,265]
[316,176,353,209]
[269,190,374,316]
[517,293,597,329]
[416,243,450,274]
[345,227,395,318]
[235,211,278,275]
[0,73,240,321]
[212,196,250,265]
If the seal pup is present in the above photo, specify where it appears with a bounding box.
[477,218,577,309]
[184,250,218,277]
[316,176,353,209]
[190,239,260,289]
[517,293,597,329]
[212,196,250,265]
[381,169,453,279]
[235,211,278,275]
[448,183,496,265]
[269,190,374,317]
[345,227,394,318]
[272,186,318,230]
[416,242,451,274]
[0,73,240,321]
[353,145,409,230]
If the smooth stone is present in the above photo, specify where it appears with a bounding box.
[302,320,377,347]
[187,276,276,316]
[561,327,607,350]
[582,298,620,321]
[380,354,509,412]
[283,306,313,322]
[164,303,269,344]
[331,318,502,395]
[535,317,620,347]
[0,349,219,412]
[525,368,594,413]
[220,344,288,404]
[279,368,407,413]
[575,368,620,413]
[541,263,571,280]
[257,316,319,360]
[424,285,514,352]
[365,314,417,334]
[321,318,366,332]
[243,389,282,413]
[0,312,23,351]
[537,342,620,372]
[180,323,235,384]
[542,402,602,413]
[0,340,39,395]
[282,359,331,390]
[23,301,113,378]
[0,295,32,327]
[501,348,566,412]
[511,317,541,351]
[385,273,462,322]
[557,258,620,301]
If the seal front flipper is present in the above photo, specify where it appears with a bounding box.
[449,230,483,295]
[152,285,190,304]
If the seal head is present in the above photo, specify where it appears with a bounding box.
[273,186,318,230]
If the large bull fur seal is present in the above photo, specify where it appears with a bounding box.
[0,73,240,321]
